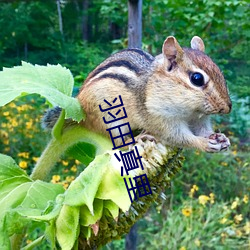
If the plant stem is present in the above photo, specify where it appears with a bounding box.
[30,126,112,181]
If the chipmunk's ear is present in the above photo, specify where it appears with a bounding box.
[191,36,205,52]
[162,36,184,62]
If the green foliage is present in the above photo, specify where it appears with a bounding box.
[138,197,249,249]
[0,0,249,100]
[0,62,84,121]
[0,1,249,249]
[142,0,250,99]
[0,154,64,249]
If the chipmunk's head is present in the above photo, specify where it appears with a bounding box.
[153,36,232,116]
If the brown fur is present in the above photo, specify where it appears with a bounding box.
[77,36,231,152]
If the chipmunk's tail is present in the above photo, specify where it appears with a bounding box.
[41,106,62,130]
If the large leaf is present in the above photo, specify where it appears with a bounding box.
[56,205,80,250]
[64,151,131,214]
[63,153,109,213]
[0,154,65,248]
[65,142,96,166]
[0,62,84,121]
[95,158,131,212]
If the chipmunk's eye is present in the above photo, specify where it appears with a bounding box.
[190,72,204,87]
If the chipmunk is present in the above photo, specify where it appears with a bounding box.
[43,36,232,153]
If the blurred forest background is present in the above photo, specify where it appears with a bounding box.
[0,0,249,249]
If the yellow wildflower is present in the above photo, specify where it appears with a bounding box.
[234,214,243,224]
[32,157,39,162]
[221,162,228,167]
[17,105,30,112]
[182,207,192,217]
[66,176,75,182]
[232,150,237,156]
[70,165,77,172]
[179,247,186,250]
[75,159,81,165]
[198,195,210,206]
[194,238,201,247]
[244,221,250,234]
[4,147,10,152]
[0,130,8,138]
[209,193,215,204]
[189,184,199,197]
[19,161,28,169]
[243,195,248,204]
[220,217,228,224]
[51,175,61,183]
[18,152,29,159]
[231,198,239,209]
[62,160,69,166]
[3,111,9,116]
[26,121,33,129]
[9,103,16,108]
[11,119,18,127]
[63,182,69,189]
[221,232,227,238]
[3,138,9,145]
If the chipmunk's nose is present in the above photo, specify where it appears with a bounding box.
[219,101,232,114]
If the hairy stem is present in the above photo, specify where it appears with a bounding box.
[30,126,112,181]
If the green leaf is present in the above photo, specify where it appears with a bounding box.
[0,154,65,245]
[0,182,33,218]
[79,199,103,226]
[2,210,30,237]
[0,231,10,250]
[0,176,31,201]
[56,205,80,250]
[45,220,56,249]
[65,142,96,166]
[80,226,92,240]
[27,198,63,222]
[52,109,65,139]
[103,200,119,219]
[20,181,64,213]
[64,151,131,213]
[21,235,45,250]
[63,153,110,213]
[95,158,131,212]
[0,154,30,181]
[0,62,85,122]
[0,181,64,238]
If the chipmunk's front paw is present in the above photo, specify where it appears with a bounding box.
[206,133,230,152]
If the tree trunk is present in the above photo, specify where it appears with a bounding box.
[126,2,143,245]
[128,0,142,48]
[82,0,89,41]
[56,0,63,36]
[125,224,137,250]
